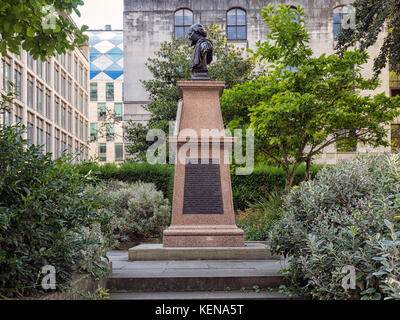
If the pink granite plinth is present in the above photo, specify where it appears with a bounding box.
[163,225,245,247]
[163,81,245,248]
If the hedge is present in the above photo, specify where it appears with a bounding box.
[77,161,322,210]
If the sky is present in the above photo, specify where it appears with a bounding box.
[71,0,124,30]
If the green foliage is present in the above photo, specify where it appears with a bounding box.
[235,191,283,241]
[0,123,112,297]
[77,161,175,204]
[124,24,256,160]
[268,153,400,300]
[231,164,322,210]
[0,0,88,60]
[77,161,322,212]
[102,181,171,242]
[221,4,400,191]
[335,0,400,75]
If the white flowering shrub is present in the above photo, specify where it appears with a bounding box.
[269,153,400,300]
[107,181,171,242]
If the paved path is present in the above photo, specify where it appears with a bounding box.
[107,250,289,279]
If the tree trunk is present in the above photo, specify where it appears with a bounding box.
[284,163,300,193]
[303,158,311,182]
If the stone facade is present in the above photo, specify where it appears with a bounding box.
[123,0,394,164]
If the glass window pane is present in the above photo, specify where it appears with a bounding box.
[175,27,184,39]
[227,26,236,40]
[236,9,246,25]
[334,23,341,38]
[237,26,246,39]
[175,11,183,25]
[183,10,193,25]
[227,10,236,25]
[333,12,342,23]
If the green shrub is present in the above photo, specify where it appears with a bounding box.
[235,191,283,241]
[0,125,113,298]
[77,161,322,211]
[102,180,171,242]
[77,161,175,204]
[269,153,400,300]
[231,164,322,210]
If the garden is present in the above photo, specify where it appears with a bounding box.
[1,3,400,300]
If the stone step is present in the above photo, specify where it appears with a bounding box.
[106,251,289,293]
[109,290,301,300]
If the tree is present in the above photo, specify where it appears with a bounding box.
[124,24,256,160]
[220,4,400,192]
[335,0,400,75]
[0,0,88,60]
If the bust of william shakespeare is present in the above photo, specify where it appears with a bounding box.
[188,24,213,80]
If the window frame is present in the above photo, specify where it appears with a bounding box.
[174,8,193,39]
[226,7,247,41]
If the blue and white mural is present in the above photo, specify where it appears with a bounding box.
[86,30,123,81]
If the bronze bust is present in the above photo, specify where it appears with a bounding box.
[188,24,213,80]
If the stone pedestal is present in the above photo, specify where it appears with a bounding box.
[163,81,245,247]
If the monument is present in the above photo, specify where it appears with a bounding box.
[129,24,275,260]
[162,24,245,248]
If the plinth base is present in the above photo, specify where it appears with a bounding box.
[128,242,280,261]
[162,225,245,247]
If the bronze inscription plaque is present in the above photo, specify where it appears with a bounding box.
[183,159,223,214]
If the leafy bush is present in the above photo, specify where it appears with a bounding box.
[77,161,322,211]
[0,124,114,298]
[231,164,321,210]
[77,161,175,204]
[101,180,171,242]
[269,153,400,300]
[235,191,283,241]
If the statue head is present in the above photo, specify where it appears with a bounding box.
[188,24,207,46]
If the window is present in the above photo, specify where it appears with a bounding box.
[90,82,98,101]
[333,6,349,39]
[45,123,51,154]
[2,109,11,126]
[68,79,72,102]
[54,99,60,125]
[61,73,66,98]
[14,65,22,100]
[68,108,72,133]
[36,118,44,153]
[74,86,78,109]
[114,103,123,121]
[106,82,114,101]
[27,113,34,146]
[27,77,34,108]
[115,143,123,162]
[55,129,60,158]
[75,113,79,137]
[37,86,43,114]
[61,105,66,129]
[174,8,193,39]
[391,124,400,151]
[45,60,51,83]
[45,91,51,119]
[106,123,114,141]
[2,58,11,92]
[27,54,34,71]
[90,123,98,142]
[227,8,246,40]
[14,105,23,124]
[37,60,42,78]
[98,143,107,162]
[54,67,59,92]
